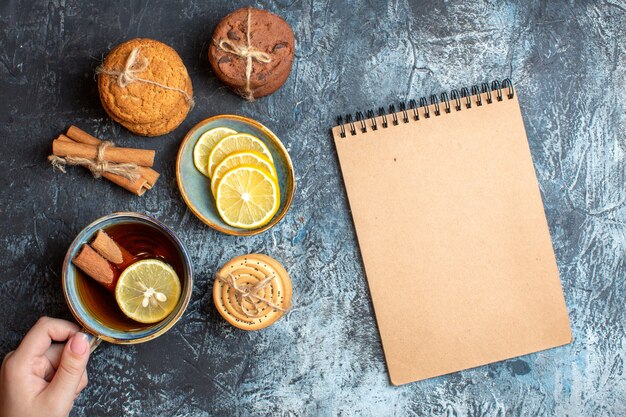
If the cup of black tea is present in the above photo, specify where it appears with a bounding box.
[62,212,193,350]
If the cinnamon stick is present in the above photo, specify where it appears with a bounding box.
[103,173,149,196]
[137,166,160,189]
[91,230,134,267]
[65,126,160,188]
[55,134,149,196]
[72,244,116,291]
[52,139,155,167]
[56,135,74,143]
[65,125,101,146]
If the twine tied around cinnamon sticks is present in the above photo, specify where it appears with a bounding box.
[48,126,160,196]
[96,47,195,107]
[216,272,286,318]
[49,141,141,181]
[215,8,272,101]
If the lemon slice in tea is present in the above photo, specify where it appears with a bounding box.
[193,127,237,177]
[210,150,277,197]
[115,259,181,324]
[208,133,273,178]
[216,166,280,229]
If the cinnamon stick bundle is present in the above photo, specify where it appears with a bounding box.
[50,126,160,195]
[52,139,154,167]
[65,127,160,190]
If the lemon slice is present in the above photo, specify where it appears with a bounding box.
[208,133,273,178]
[216,166,280,229]
[210,151,277,197]
[193,127,237,177]
[115,259,182,324]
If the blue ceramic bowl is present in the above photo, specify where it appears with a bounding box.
[62,212,193,346]
[176,114,296,236]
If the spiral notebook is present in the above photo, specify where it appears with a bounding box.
[331,80,572,385]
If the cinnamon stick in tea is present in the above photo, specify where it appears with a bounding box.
[72,244,116,291]
[65,126,160,188]
[91,230,134,267]
[52,139,155,167]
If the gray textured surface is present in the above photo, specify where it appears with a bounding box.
[0,0,624,416]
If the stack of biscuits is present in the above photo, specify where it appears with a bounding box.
[98,38,193,137]
[214,254,292,330]
[208,7,295,100]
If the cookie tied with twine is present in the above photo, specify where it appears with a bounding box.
[213,254,292,330]
[209,7,295,101]
[97,38,194,137]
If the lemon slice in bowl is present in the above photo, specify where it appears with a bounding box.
[208,133,273,178]
[216,166,280,229]
[210,151,277,197]
[115,259,182,324]
[193,127,237,177]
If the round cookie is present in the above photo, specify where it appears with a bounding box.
[208,7,295,100]
[213,254,292,330]
[101,78,192,137]
[98,38,193,135]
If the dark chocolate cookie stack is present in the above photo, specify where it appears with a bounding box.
[208,7,295,101]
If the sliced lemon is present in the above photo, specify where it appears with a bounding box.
[210,151,277,197]
[193,127,237,177]
[216,166,280,229]
[115,259,182,324]
[208,133,273,178]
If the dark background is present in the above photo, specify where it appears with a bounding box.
[0,0,624,416]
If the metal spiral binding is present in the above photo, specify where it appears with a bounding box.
[441,92,451,114]
[378,107,388,129]
[408,99,419,120]
[471,85,482,106]
[366,109,377,130]
[336,79,514,137]
[399,102,409,123]
[460,87,472,108]
[389,104,399,126]
[419,97,430,118]
[355,111,367,133]
[481,83,492,104]
[430,95,440,116]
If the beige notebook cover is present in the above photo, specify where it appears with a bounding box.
[331,81,572,385]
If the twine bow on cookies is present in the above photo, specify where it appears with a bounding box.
[48,141,141,181]
[215,8,272,101]
[96,47,195,107]
[216,272,286,318]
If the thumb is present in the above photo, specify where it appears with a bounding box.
[45,333,91,407]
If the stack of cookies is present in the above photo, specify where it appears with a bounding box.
[98,38,193,137]
[208,7,295,100]
[214,254,292,330]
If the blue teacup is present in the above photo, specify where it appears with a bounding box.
[62,212,193,350]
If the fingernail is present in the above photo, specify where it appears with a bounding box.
[70,333,89,355]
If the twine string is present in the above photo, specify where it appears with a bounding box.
[215,8,272,101]
[48,141,141,181]
[96,47,195,107]
[216,272,286,318]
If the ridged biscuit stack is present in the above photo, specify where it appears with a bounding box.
[213,254,292,330]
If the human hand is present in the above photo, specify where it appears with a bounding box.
[0,317,91,417]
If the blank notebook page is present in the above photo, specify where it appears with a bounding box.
[331,87,571,385]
